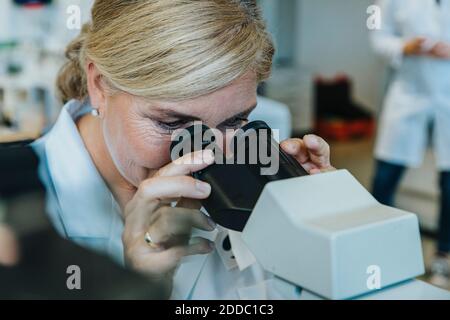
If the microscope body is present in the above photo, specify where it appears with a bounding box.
[171,121,425,300]
[242,170,424,299]
[171,121,308,231]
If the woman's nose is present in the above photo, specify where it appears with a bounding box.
[222,129,238,157]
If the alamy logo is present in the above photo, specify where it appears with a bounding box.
[366,265,381,290]
[170,126,281,176]
[366,5,381,30]
[66,5,82,30]
[66,265,81,290]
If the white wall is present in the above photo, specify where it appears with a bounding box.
[259,0,297,65]
[259,0,387,132]
[0,1,13,42]
[296,0,386,112]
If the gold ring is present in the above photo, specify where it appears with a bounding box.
[144,232,160,249]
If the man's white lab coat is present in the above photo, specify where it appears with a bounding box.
[371,0,450,169]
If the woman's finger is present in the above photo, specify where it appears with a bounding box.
[303,135,330,157]
[156,149,215,178]
[280,139,309,164]
[281,136,334,174]
[302,161,336,174]
[157,237,215,267]
[138,175,211,202]
[302,134,331,167]
[300,161,319,173]
[147,207,216,244]
[281,137,328,166]
[126,237,214,276]
[177,198,202,210]
[125,176,211,235]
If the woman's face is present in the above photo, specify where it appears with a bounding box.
[98,72,258,187]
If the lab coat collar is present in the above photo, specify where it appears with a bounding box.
[44,99,116,238]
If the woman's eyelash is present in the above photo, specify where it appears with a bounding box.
[156,120,189,132]
[222,117,249,128]
[155,116,249,132]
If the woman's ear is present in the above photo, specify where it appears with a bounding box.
[86,61,107,117]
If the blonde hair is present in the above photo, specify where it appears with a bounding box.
[57,0,275,103]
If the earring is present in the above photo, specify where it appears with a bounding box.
[91,109,100,117]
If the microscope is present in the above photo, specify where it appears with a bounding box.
[170,121,425,300]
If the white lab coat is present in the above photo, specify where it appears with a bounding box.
[371,0,450,169]
[32,99,302,300]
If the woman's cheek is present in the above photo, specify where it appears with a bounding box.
[133,137,172,170]
[101,118,154,183]
[119,125,172,179]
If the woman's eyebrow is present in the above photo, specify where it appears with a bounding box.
[219,104,257,125]
[156,104,258,122]
[158,111,201,121]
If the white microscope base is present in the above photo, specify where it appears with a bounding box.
[298,280,450,300]
[244,170,426,299]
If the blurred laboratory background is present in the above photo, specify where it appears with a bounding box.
[0,0,448,289]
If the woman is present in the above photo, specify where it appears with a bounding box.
[33,0,334,299]
[370,0,450,288]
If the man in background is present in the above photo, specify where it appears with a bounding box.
[370,0,450,289]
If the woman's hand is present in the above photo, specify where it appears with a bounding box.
[122,150,217,293]
[281,134,335,174]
